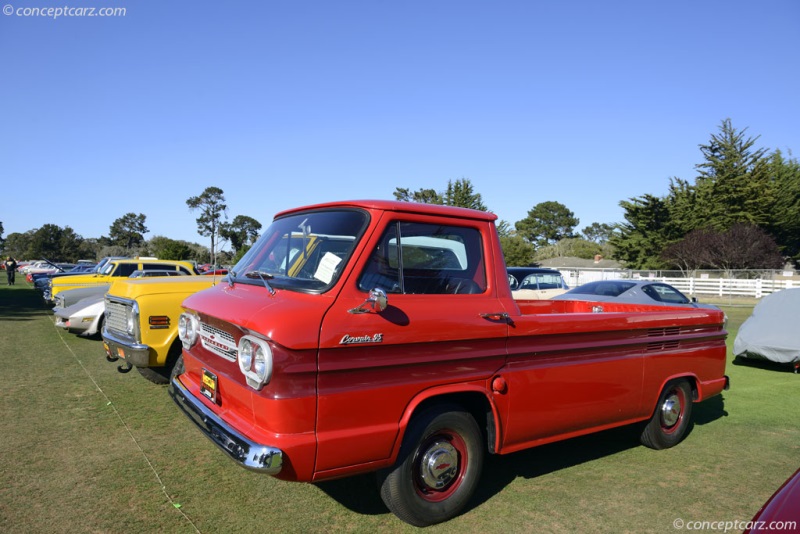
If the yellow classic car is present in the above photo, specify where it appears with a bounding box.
[101,275,221,383]
[46,258,198,302]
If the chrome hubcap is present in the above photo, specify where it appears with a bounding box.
[419,440,458,490]
[661,392,682,427]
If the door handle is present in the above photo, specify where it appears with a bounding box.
[480,312,510,321]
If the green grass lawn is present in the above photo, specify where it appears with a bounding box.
[1,284,797,533]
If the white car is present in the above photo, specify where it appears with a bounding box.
[507,267,570,300]
[20,260,49,274]
[53,293,105,337]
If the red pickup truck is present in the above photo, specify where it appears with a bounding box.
[170,200,729,526]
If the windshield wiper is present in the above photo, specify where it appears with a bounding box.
[245,270,276,296]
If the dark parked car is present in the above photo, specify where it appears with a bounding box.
[552,279,718,309]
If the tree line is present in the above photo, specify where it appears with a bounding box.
[0,187,262,265]
[394,120,797,271]
[610,120,798,271]
[2,119,797,271]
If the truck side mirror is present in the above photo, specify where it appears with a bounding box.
[348,288,388,314]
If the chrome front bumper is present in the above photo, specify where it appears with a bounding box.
[169,375,284,475]
[102,329,151,367]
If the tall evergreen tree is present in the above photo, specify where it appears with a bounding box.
[608,195,672,269]
[187,186,228,263]
[393,187,443,204]
[766,150,800,261]
[664,177,700,236]
[443,178,488,211]
[581,222,614,244]
[393,178,488,211]
[515,201,578,248]
[694,118,772,229]
[221,215,262,254]
[108,213,148,250]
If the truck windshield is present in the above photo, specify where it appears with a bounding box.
[230,209,368,292]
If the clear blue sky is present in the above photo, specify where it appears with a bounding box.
[2,0,799,247]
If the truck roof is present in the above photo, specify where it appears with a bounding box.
[274,199,498,222]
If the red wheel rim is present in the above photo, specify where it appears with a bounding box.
[660,386,687,434]
[413,430,468,503]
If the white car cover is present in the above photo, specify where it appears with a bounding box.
[733,288,800,364]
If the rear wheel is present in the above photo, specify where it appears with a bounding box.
[377,405,484,527]
[640,380,693,449]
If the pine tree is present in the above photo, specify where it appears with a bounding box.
[694,119,772,229]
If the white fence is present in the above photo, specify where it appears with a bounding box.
[561,269,799,299]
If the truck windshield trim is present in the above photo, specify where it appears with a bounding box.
[229,209,369,293]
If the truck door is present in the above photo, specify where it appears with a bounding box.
[315,216,509,474]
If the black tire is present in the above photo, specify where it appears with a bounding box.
[640,380,693,450]
[170,353,185,382]
[377,405,484,527]
[136,366,170,385]
[136,341,182,385]
[90,316,105,340]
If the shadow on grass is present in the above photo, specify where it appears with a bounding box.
[0,285,51,321]
[732,355,799,374]
[693,394,729,425]
[317,394,729,518]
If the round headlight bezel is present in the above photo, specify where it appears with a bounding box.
[178,312,200,347]
[237,335,273,390]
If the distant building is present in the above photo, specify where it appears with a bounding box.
[536,256,622,269]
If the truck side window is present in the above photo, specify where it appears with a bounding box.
[357,222,486,295]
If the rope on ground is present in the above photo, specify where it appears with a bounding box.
[50,313,202,534]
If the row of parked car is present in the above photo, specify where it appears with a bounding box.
[507,266,718,309]
[25,257,227,383]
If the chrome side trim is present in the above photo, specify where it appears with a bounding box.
[169,376,283,474]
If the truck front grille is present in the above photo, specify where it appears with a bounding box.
[199,322,237,362]
[106,300,132,335]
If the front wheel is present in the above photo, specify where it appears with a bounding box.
[377,406,484,527]
[170,353,185,382]
[640,380,693,450]
[136,342,183,385]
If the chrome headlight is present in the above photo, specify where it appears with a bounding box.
[127,301,139,336]
[178,312,200,348]
[239,338,254,372]
[237,335,272,390]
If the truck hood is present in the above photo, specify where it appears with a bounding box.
[183,282,336,350]
[107,276,218,300]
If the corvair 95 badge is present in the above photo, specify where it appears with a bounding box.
[340,333,383,345]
